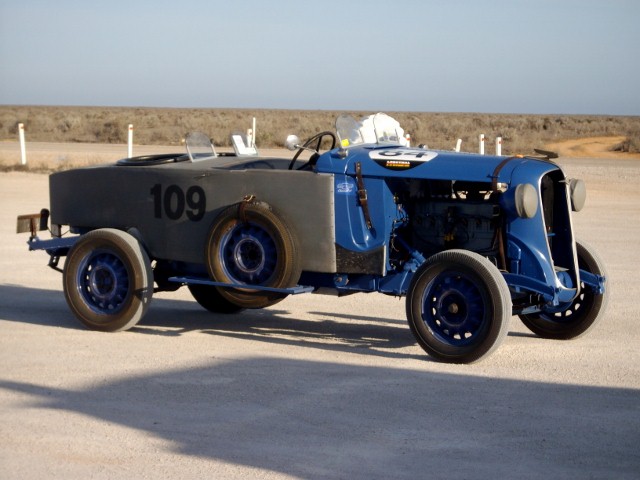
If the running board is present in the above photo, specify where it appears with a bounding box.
[168,276,315,295]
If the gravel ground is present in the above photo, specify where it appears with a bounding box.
[0,150,639,479]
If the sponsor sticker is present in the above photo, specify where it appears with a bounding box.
[369,149,438,170]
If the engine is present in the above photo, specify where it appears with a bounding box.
[411,199,501,257]
[392,179,503,267]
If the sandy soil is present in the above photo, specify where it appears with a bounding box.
[1,135,639,170]
[1,140,639,479]
[545,136,640,160]
[0,141,295,171]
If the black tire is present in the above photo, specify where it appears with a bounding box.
[188,284,244,314]
[63,228,153,332]
[406,250,512,364]
[205,201,301,309]
[519,240,608,339]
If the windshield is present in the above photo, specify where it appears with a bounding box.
[336,112,408,148]
[185,131,217,162]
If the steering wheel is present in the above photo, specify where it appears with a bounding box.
[287,131,337,170]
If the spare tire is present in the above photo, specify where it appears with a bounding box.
[205,200,301,309]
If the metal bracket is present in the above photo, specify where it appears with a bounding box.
[16,209,49,237]
[168,276,314,295]
[355,162,373,230]
[238,194,256,222]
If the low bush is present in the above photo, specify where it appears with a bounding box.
[1,105,638,156]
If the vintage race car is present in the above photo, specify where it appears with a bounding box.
[17,113,608,363]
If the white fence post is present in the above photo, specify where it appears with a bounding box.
[495,136,502,156]
[252,117,257,147]
[479,134,485,155]
[128,124,134,158]
[455,139,462,152]
[246,128,253,148]
[18,123,27,165]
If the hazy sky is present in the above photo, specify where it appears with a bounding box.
[1,0,638,115]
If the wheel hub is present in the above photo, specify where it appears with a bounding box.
[222,223,277,285]
[437,291,469,328]
[422,272,485,342]
[233,237,266,275]
[78,252,129,313]
[89,265,118,300]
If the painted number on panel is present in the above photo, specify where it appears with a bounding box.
[150,184,206,221]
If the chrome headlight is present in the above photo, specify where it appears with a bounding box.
[514,183,538,219]
[568,178,586,212]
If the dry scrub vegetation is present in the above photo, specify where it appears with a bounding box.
[1,105,639,156]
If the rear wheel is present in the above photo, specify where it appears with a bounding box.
[205,201,301,309]
[188,284,244,314]
[519,240,608,339]
[406,250,512,364]
[63,228,153,331]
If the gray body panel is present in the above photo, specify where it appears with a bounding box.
[50,159,337,272]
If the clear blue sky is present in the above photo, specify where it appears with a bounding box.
[1,0,638,115]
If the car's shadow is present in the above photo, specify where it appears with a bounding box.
[0,284,426,360]
[137,299,427,361]
[0,283,79,330]
[0,284,536,361]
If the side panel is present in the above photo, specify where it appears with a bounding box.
[333,174,396,275]
[50,166,336,272]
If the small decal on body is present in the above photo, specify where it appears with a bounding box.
[337,181,356,194]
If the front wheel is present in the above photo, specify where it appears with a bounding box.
[63,228,153,331]
[406,250,512,364]
[519,240,608,339]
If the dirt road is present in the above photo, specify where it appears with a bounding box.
[1,149,639,479]
[0,141,294,170]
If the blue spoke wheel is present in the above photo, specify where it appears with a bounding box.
[406,250,512,363]
[206,201,301,309]
[63,229,153,331]
[519,240,608,339]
